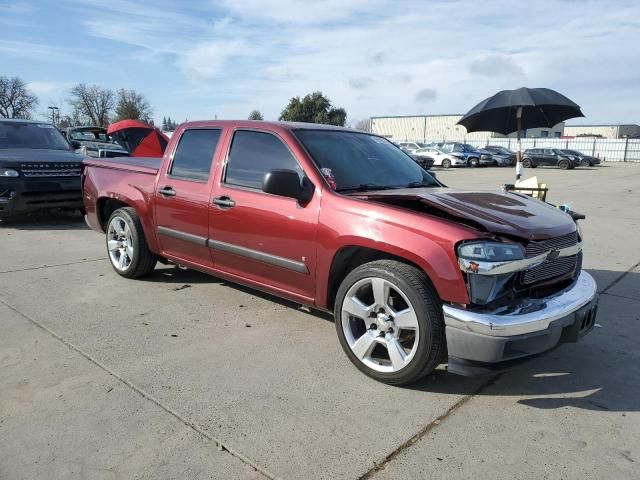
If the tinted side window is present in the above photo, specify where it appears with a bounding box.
[170,129,221,181]
[225,130,302,189]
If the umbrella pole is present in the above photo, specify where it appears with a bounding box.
[515,106,523,182]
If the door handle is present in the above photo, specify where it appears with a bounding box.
[213,196,236,208]
[159,186,176,197]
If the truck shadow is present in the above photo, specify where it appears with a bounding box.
[142,265,639,413]
[411,268,640,413]
[0,210,88,231]
[143,265,336,319]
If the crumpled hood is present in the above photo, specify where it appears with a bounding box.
[359,188,577,241]
[0,148,84,164]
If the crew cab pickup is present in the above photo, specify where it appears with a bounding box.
[82,121,598,385]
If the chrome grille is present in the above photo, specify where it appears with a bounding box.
[525,231,578,257]
[522,231,579,284]
[20,163,82,178]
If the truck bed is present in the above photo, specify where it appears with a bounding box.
[83,156,162,175]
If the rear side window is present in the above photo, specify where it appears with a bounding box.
[170,129,221,181]
[225,130,302,189]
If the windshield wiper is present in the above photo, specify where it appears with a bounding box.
[336,183,399,192]
[403,181,437,188]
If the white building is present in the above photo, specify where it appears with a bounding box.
[563,124,640,139]
[370,115,564,142]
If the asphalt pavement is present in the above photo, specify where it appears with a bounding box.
[1,163,638,479]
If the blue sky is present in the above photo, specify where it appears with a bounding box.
[1,0,639,126]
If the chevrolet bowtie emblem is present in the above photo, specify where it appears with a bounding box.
[546,249,560,261]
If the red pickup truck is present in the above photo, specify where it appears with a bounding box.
[82,120,598,385]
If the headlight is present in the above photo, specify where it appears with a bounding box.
[0,168,19,177]
[458,241,524,262]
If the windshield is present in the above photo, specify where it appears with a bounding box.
[489,146,511,154]
[561,149,580,155]
[0,122,70,150]
[294,130,440,191]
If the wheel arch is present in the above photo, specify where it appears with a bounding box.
[97,195,160,254]
[325,245,440,312]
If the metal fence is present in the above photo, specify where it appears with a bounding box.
[406,138,640,162]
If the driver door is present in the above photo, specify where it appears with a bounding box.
[208,129,320,301]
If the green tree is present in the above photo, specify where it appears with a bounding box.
[114,89,153,122]
[278,91,346,126]
[248,109,264,120]
[0,76,39,119]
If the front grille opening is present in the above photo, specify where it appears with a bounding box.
[580,306,597,332]
[521,232,580,286]
[20,163,82,178]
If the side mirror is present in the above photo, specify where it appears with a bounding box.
[262,169,314,203]
[71,140,81,149]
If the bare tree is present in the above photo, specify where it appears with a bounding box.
[354,118,371,132]
[248,109,264,120]
[114,89,153,122]
[68,83,115,127]
[0,76,39,119]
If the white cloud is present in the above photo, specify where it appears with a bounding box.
[214,0,385,24]
[7,0,637,124]
[415,88,437,103]
[468,55,524,77]
[28,81,73,97]
[180,40,249,80]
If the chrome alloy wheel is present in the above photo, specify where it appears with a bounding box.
[341,277,420,373]
[107,216,134,271]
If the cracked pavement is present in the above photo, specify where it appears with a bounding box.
[1,164,639,479]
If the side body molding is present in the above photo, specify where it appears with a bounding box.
[156,226,309,274]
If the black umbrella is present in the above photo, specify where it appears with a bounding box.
[457,87,584,135]
[457,87,584,168]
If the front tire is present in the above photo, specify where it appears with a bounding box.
[522,158,532,168]
[106,207,157,278]
[334,260,445,386]
[468,157,479,168]
[558,159,570,170]
[442,159,451,169]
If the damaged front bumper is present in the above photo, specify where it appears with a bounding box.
[443,271,598,375]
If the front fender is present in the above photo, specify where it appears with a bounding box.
[316,193,478,309]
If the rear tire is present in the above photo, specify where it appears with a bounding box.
[468,157,479,168]
[106,207,157,278]
[334,260,445,386]
[442,159,451,169]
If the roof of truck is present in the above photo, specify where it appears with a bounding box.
[181,120,356,132]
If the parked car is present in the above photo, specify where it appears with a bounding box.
[409,153,435,169]
[412,147,465,168]
[522,148,579,169]
[440,142,493,167]
[0,119,84,221]
[397,141,428,153]
[479,145,516,166]
[82,120,598,385]
[558,149,600,167]
[66,126,127,158]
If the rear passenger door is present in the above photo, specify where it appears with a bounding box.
[528,149,542,164]
[208,129,320,302]
[543,149,556,166]
[154,128,222,267]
